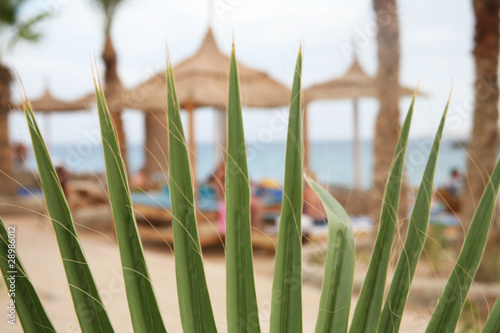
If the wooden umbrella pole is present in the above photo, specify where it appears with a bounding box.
[186,101,197,201]
[144,110,169,178]
[303,103,310,172]
[352,98,362,189]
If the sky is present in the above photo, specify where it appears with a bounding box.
[7,0,477,145]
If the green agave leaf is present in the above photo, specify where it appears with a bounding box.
[306,178,355,333]
[349,95,415,333]
[225,46,260,332]
[426,156,500,332]
[0,217,55,332]
[95,85,166,332]
[166,63,217,332]
[482,295,500,333]
[270,49,303,333]
[378,99,449,332]
[25,102,113,332]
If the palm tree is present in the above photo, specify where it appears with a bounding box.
[462,0,499,281]
[0,2,50,196]
[91,0,128,172]
[371,0,407,236]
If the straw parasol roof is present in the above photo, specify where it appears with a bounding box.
[14,88,93,112]
[11,88,94,152]
[114,28,291,181]
[304,57,417,102]
[116,29,290,110]
[303,57,420,188]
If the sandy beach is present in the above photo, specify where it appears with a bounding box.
[0,212,455,332]
[0,214,323,332]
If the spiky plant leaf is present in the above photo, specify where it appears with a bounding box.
[0,218,55,332]
[95,84,166,332]
[270,49,303,333]
[378,99,449,332]
[25,102,113,332]
[426,155,500,332]
[225,45,260,332]
[306,178,355,333]
[349,95,415,333]
[166,62,217,332]
[482,295,500,333]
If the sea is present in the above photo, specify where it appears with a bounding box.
[24,139,469,189]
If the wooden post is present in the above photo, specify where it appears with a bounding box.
[214,107,226,164]
[352,98,362,189]
[144,110,169,179]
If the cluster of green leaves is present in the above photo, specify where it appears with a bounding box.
[1,46,500,333]
[91,0,126,33]
[0,0,51,57]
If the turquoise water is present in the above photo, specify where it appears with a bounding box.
[26,139,468,189]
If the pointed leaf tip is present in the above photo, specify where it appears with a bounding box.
[413,82,420,97]
[166,51,217,332]
[225,43,260,331]
[95,85,166,332]
[270,48,303,332]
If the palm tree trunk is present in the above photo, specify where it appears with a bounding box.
[102,33,128,174]
[372,0,407,242]
[462,0,500,281]
[0,64,14,196]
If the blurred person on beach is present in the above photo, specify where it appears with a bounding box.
[207,161,264,234]
[131,167,151,192]
[55,165,69,196]
[446,168,464,197]
[13,142,27,168]
[436,168,464,213]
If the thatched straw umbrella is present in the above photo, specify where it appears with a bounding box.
[13,88,93,149]
[115,29,291,188]
[18,88,93,112]
[304,56,417,189]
